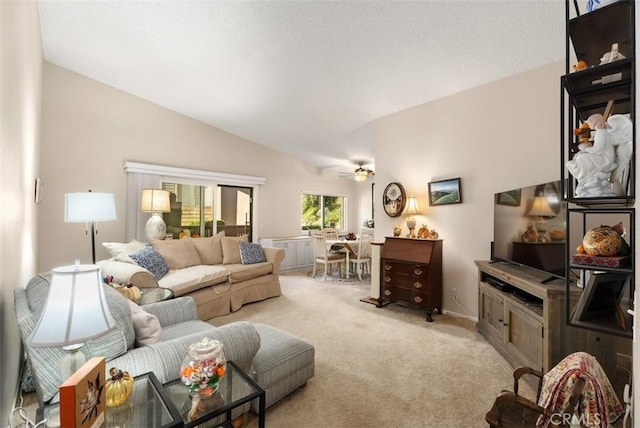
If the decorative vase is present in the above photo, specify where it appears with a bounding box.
[180,337,226,396]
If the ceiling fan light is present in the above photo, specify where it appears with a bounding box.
[354,172,368,182]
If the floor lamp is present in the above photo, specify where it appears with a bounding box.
[65,191,117,264]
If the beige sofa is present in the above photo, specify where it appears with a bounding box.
[97,233,285,320]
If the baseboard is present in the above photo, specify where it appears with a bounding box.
[442,309,478,323]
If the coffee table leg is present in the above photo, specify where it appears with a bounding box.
[258,392,265,428]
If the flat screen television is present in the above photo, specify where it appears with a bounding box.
[493,180,566,282]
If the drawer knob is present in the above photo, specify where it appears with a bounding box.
[414,268,423,276]
[384,264,393,271]
[414,296,423,303]
[384,289,392,296]
[384,276,391,283]
[414,281,423,289]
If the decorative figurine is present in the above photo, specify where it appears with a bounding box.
[565,113,629,198]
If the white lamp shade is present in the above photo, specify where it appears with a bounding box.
[65,193,117,222]
[28,264,116,347]
[405,196,420,215]
[528,196,556,217]
[140,189,171,213]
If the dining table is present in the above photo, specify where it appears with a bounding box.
[325,239,359,278]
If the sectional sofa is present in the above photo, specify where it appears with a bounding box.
[97,233,285,320]
[15,273,315,411]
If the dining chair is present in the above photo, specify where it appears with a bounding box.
[349,234,372,280]
[321,228,339,240]
[311,234,346,281]
[360,228,374,237]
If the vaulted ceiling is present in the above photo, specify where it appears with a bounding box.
[38,1,565,174]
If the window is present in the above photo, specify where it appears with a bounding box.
[162,183,253,240]
[301,193,346,231]
[162,183,214,238]
[124,162,264,243]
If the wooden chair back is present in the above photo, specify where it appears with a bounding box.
[322,228,339,240]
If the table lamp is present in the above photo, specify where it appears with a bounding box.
[28,264,116,381]
[140,189,171,241]
[527,196,556,242]
[405,196,421,238]
[65,191,117,264]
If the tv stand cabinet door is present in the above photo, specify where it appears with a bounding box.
[478,283,505,346]
[503,300,544,371]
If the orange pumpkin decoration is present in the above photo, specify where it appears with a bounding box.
[582,226,622,256]
[417,225,429,239]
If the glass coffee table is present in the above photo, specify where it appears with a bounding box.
[37,372,182,427]
[163,360,265,428]
[138,287,174,305]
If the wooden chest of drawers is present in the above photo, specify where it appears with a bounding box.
[377,237,443,321]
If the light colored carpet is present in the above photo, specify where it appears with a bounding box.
[210,270,533,428]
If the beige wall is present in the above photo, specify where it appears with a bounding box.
[373,61,564,319]
[0,0,42,423]
[39,63,367,271]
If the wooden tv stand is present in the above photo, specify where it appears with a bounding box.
[475,260,620,376]
[476,261,632,398]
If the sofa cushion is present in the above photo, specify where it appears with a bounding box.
[103,240,147,264]
[192,231,225,265]
[239,242,267,264]
[158,265,229,295]
[221,235,249,264]
[224,262,273,283]
[129,246,169,280]
[151,238,202,270]
[128,301,162,347]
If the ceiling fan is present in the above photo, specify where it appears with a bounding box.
[338,162,375,182]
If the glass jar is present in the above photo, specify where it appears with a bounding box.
[180,337,226,396]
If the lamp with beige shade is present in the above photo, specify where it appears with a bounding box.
[141,188,171,241]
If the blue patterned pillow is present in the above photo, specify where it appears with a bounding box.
[129,246,169,280]
[239,242,266,264]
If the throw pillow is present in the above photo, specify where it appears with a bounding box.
[128,301,162,347]
[103,240,147,264]
[150,238,202,270]
[239,242,267,264]
[191,231,225,265]
[129,246,169,280]
[221,235,249,264]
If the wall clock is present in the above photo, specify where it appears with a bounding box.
[382,182,406,217]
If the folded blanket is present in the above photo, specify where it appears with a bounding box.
[536,352,623,428]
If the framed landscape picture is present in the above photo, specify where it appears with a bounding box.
[428,178,462,206]
[496,189,522,206]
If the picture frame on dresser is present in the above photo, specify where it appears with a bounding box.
[571,271,629,325]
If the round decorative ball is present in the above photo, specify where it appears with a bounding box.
[582,226,622,256]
